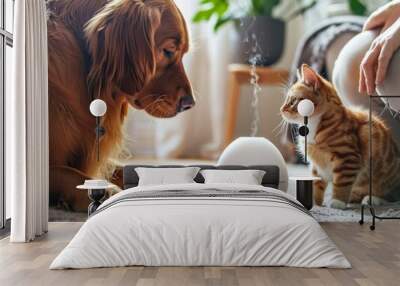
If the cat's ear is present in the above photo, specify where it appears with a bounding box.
[301,64,320,90]
[296,69,301,81]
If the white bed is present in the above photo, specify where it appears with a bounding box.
[50,183,350,269]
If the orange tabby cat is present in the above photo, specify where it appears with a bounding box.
[281,64,400,209]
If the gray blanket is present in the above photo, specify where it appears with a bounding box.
[92,189,312,218]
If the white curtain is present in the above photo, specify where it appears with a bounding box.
[154,0,238,159]
[7,0,49,242]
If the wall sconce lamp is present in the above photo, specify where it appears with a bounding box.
[297,99,314,164]
[89,99,107,162]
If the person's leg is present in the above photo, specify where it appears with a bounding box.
[332,30,378,106]
[325,32,357,81]
[332,30,400,143]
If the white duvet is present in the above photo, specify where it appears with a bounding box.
[50,183,350,269]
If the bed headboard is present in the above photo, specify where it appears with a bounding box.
[122,165,280,190]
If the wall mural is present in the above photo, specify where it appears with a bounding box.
[46,0,400,222]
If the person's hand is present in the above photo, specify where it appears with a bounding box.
[359,1,400,95]
[363,1,400,32]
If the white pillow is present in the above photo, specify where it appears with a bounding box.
[135,167,200,186]
[200,169,266,185]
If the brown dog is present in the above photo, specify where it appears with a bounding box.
[47,0,194,211]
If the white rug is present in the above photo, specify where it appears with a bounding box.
[310,205,400,222]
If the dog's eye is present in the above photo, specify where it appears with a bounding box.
[163,49,175,59]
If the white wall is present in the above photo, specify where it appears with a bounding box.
[124,110,157,158]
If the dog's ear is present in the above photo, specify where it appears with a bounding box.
[85,0,161,96]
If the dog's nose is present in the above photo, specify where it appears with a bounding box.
[177,95,195,113]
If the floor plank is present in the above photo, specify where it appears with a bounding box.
[0,222,399,286]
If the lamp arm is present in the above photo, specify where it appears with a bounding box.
[297,116,309,164]
[90,99,107,162]
[96,117,100,162]
[304,117,307,164]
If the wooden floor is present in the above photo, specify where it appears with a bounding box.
[0,222,399,286]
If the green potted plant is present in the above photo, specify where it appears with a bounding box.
[193,0,317,66]
[192,0,372,66]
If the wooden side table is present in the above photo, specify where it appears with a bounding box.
[289,176,321,210]
[224,64,289,147]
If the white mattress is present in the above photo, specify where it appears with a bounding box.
[50,183,350,269]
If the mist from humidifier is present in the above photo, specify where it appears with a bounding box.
[248,29,262,137]
[249,50,261,137]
